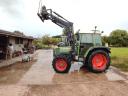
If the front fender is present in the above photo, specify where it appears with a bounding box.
[53,46,71,57]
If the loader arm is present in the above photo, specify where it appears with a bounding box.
[37,5,75,51]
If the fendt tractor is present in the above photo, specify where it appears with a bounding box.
[37,5,111,73]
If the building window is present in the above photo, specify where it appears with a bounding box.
[15,38,19,44]
[20,38,23,44]
[15,38,23,44]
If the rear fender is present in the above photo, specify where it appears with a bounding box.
[84,46,111,59]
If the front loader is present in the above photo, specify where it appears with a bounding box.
[37,5,111,73]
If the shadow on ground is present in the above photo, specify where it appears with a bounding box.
[0,59,37,84]
[52,67,108,84]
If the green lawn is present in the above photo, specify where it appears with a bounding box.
[111,47,128,58]
[111,47,128,72]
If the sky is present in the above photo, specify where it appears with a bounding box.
[0,0,128,37]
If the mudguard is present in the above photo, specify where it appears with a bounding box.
[84,46,111,58]
[53,46,71,57]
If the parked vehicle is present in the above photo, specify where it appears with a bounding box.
[37,5,111,73]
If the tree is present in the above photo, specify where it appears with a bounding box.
[33,38,43,49]
[42,34,51,46]
[51,38,60,45]
[62,28,69,35]
[109,29,128,47]
[102,36,109,45]
[42,34,60,46]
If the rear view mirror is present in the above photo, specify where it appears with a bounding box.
[76,29,80,41]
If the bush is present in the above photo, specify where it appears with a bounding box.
[33,34,60,49]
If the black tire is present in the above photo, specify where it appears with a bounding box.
[87,50,110,73]
[52,54,71,73]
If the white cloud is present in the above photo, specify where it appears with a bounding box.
[0,0,128,37]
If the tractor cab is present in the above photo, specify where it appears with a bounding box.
[75,30,102,46]
[78,33,102,46]
[75,33,102,57]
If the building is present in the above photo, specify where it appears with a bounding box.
[0,29,34,60]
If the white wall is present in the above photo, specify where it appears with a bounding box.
[9,37,33,51]
[9,37,23,51]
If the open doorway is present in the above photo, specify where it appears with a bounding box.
[0,35,8,60]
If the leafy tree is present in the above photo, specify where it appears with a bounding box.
[102,36,109,45]
[42,34,51,46]
[62,28,66,35]
[109,29,128,47]
[33,38,43,49]
[62,28,69,35]
[42,34,60,46]
[51,38,60,45]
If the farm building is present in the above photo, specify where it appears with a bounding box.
[0,29,34,60]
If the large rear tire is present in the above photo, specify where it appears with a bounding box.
[52,54,71,73]
[87,50,110,73]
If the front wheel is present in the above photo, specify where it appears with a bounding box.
[52,55,71,73]
[87,50,110,73]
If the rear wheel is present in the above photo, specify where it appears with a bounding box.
[87,50,110,73]
[52,55,71,73]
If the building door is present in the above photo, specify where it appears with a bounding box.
[0,35,8,59]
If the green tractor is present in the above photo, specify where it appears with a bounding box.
[37,5,111,73]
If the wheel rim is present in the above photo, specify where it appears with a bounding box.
[55,58,67,71]
[92,53,107,70]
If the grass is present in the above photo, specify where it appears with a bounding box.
[111,47,128,72]
[111,47,128,58]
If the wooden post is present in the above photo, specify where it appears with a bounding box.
[5,36,9,60]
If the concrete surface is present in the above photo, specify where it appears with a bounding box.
[0,53,35,68]
[19,50,54,85]
[0,56,22,68]
[0,50,128,96]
